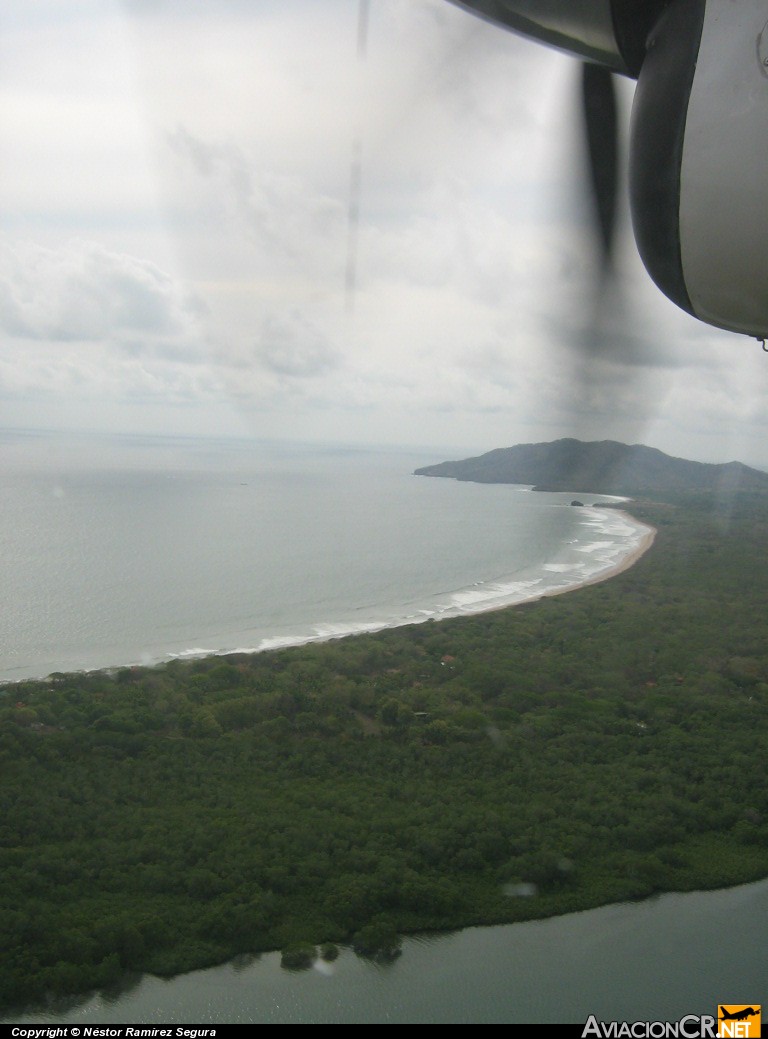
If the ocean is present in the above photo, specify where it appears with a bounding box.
[0,429,650,684]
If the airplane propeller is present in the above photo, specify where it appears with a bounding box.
[345,0,370,316]
[344,1,625,327]
[580,61,618,279]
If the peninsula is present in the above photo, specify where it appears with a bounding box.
[3,440,768,1016]
[414,437,768,496]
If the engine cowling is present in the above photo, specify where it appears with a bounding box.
[447,0,666,75]
[630,0,768,338]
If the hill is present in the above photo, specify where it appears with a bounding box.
[414,438,768,496]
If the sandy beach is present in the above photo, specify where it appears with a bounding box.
[539,508,657,603]
[446,506,657,623]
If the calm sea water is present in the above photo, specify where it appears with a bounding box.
[0,429,648,684]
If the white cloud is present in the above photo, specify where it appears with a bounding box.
[0,239,205,351]
[166,127,346,286]
[254,310,341,379]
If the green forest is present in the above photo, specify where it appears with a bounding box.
[2,490,768,1014]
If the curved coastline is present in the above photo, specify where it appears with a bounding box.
[456,505,657,620]
[1,504,658,686]
[539,508,656,600]
[206,505,658,663]
[0,484,660,692]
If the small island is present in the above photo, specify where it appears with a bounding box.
[2,439,768,1015]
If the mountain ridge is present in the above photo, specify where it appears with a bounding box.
[414,438,768,496]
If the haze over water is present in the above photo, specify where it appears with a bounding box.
[0,430,647,685]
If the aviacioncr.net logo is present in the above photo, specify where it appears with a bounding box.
[582,1007,761,1038]
[717,1006,761,1039]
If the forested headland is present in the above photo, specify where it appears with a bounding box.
[414,437,768,496]
[2,488,768,1014]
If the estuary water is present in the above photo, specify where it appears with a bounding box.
[0,429,648,684]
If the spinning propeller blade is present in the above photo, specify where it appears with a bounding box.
[580,61,618,276]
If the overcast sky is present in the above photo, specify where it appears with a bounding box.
[2,0,768,466]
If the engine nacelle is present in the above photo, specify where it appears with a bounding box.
[630,0,768,338]
[447,0,667,75]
